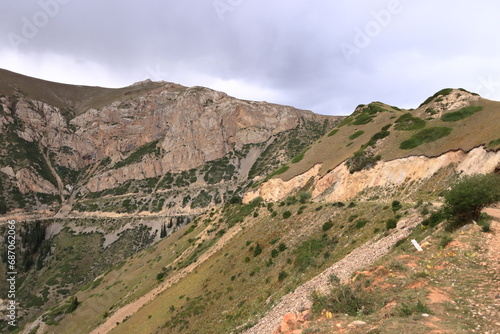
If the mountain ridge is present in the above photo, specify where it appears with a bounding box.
[0,70,499,334]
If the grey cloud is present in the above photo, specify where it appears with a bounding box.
[1,0,500,115]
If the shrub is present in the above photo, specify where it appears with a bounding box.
[397,300,430,317]
[253,243,262,257]
[327,129,339,137]
[283,211,292,219]
[421,210,446,227]
[278,271,288,281]
[355,219,368,229]
[441,105,483,122]
[419,88,453,107]
[66,297,80,314]
[291,148,309,164]
[299,192,312,203]
[349,130,364,140]
[394,113,426,131]
[439,234,453,248]
[352,113,375,125]
[311,275,375,316]
[346,149,381,173]
[364,129,390,148]
[443,174,500,227]
[478,213,492,232]
[391,200,402,212]
[385,218,398,230]
[295,239,325,272]
[400,127,452,149]
[322,220,334,231]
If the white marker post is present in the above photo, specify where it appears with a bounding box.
[411,239,423,252]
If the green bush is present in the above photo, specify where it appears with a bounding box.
[253,243,262,257]
[419,88,453,107]
[352,113,375,125]
[291,148,309,164]
[400,127,452,149]
[311,275,375,316]
[278,271,289,281]
[394,113,426,131]
[439,234,453,248]
[349,130,364,140]
[355,219,368,229]
[322,220,334,231]
[283,211,292,219]
[421,210,446,227]
[443,173,500,227]
[385,218,398,230]
[391,200,402,212]
[441,105,483,122]
[299,192,312,203]
[327,129,339,137]
[295,239,325,272]
[346,150,381,173]
[397,300,430,317]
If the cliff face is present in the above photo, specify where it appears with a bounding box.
[244,147,500,203]
[0,72,336,216]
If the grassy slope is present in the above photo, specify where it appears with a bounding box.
[47,200,410,334]
[279,98,500,181]
[289,216,500,333]
[0,68,170,116]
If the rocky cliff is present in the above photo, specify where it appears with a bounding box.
[0,69,337,217]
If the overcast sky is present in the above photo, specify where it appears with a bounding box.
[1,1,500,115]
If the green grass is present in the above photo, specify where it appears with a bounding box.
[394,113,426,131]
[419,88,454,107]
[400,127,452,150]
[291,148,309,164]
[349,130,365,140]
[327,129,339,137]
[441,105,483,122]
[114,140,163,169]
[488,138,500,148]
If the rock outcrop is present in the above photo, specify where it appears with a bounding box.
[0,72,336,214]
[244,147,500,203]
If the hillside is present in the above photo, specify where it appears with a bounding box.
[0,73,498,334]
[245,88,500,204]
[0,69,337,332]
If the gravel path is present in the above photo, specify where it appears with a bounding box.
[243,214,420,334]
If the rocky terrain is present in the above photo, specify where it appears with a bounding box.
[0,70,499,334]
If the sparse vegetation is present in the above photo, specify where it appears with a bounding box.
[419,88,453,107]
[311,274,374,316]
[346,149,381,173]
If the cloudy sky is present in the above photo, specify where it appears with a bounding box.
[1,0,500,115]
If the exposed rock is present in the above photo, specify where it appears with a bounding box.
[0,166,15,178]
[348,320,367,327]
[247,147,500,203]
[15,168,59,195]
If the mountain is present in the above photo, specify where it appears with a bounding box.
[0,69,337,219]
[245,88,500,204]
[0,70,499,334]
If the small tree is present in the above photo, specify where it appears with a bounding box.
[160,223,167,238]
[299,192,312,203]
[443,173,500,227]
